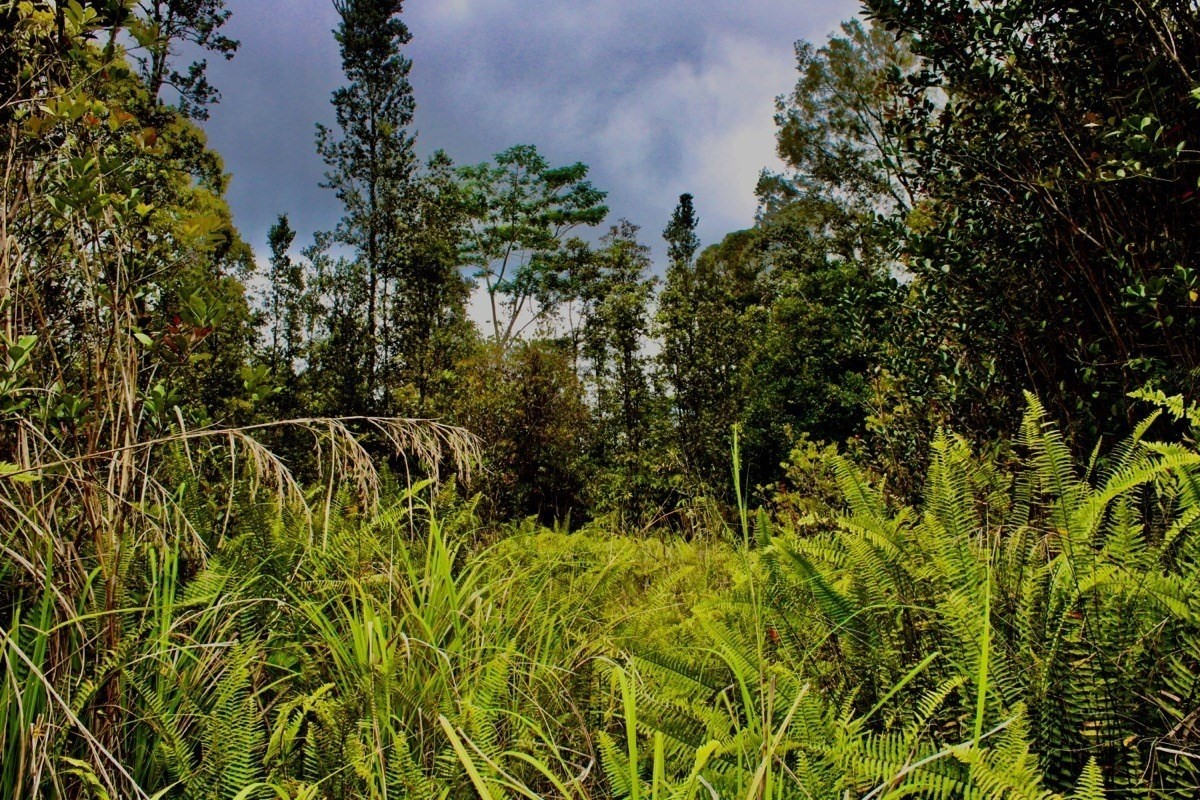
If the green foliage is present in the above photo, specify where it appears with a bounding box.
[738,199,894,482]
[662,193,700,272]
[760,18,914,220]
[655,203,751,501]
[263,213,305,400]
[388,151,475,414]
[756,395,1200,795]
[578,221,661,525]
[315,0,456,415]
[865,0,1200,444]
[449,339,592,523]
[128,0,240,120]
[0,13,478,798]
[4,0,257,436]
[10,2,1200,798]
[458,144,609,349]
[770,434,844,522]
[314,0,417,412]
[654,199,894,500]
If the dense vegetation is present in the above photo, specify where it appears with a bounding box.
[3,1,1200,797]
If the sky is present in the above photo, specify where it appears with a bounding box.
[200,0,860,270]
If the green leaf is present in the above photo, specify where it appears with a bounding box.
[0,462,40,484]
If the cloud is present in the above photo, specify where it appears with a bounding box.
[579,33,797,238]
[205,0,858,263]
[428,0,474,22]
[402,0,853,246]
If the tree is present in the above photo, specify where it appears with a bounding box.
[752,16,947,490]
[304,233,372,417]
[3,0,257,648]
[458,144,608,349]
[863,0,1200,442]
[127,0,240,119]
[663,192,701,268]
[739,200,894,485]
[316,0,417,412]
[3,13,258,432]
[759,18,914,221]
[656,196,748,496]
[450,340,591,523]
[386,151,473,414]
[264,215,305,375]
[580,221,659,522]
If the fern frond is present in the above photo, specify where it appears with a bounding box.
[1069,758,1105,800]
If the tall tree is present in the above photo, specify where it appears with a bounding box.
[386,152,473,413]
[580,221,658,521]
[739,200,894,484]
[752,18,921,488]
[759,19,914,221]
[263,214,306,390]
[663,193,701,269]
[450,340,591,523]
[305,233,372,416]
[656,195,746,495]
[458,144,608,350]
[316,0,416,412]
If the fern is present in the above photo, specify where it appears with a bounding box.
[1069,758,1105,800]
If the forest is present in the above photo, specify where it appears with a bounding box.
[3,0,1200,797]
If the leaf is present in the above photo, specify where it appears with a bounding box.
[1070,758,1105,800]
[60,757,111,800]
[0,462,40,484]
[438,716,499,800]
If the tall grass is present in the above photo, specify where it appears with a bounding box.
[9,371,1200,798]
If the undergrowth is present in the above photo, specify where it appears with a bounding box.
[5,393,1200,797]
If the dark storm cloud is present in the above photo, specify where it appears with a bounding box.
[201,0,859,260]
